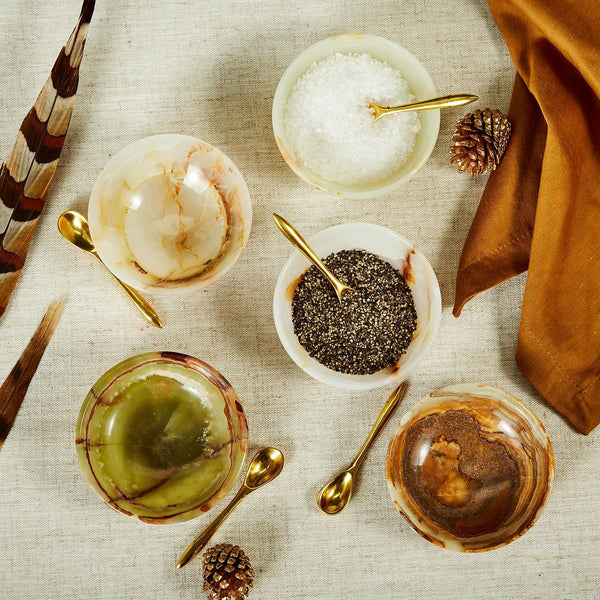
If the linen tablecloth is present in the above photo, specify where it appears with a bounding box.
[0,1,598,599]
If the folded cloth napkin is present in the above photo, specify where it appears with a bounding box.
[454,0,600,434]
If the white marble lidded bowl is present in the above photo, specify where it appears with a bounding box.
[272,34,440,199]
[88,134,252,293]
[273,223,441,390]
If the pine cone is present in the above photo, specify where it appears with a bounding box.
[450,108,511,176]
[202,544,255,600]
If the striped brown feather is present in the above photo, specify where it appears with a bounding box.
[0,0,95,319]
[0,300,64,452]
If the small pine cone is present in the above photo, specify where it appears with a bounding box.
[450,108,512,176]
[202,544,255,600]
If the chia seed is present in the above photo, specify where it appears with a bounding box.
[291,249,417,375]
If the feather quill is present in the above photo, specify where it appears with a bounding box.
[0,0,95,318]
[0,300,64,453]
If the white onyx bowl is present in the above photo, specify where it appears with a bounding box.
[88,134,252,293]
[273,223,441,390]
[272,34,440,199]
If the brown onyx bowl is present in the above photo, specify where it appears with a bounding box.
[76,352,248,524]
[386,384,554,551]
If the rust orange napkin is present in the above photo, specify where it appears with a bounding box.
[454,0,600,433]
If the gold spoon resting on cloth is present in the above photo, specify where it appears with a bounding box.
[317,382,407,515]
[176,447,285,569]
[58,210,162,328]
[369,93,478,121]
[273,213,353,302]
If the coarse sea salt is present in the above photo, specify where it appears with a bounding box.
[284,52,421,186]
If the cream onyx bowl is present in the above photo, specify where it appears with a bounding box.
[272,34,440,199]
[273,223,441,390]
[88,134,252,293]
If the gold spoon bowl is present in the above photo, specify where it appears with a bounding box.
[58,210,162,328]
[176,447,285,569]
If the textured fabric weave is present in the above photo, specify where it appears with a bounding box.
[0,1,598,599]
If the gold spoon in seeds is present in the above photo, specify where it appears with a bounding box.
[176,447,284,569]
[58,210,163,328]
[318,382,407,515]
[273,214,353,302]
[369,93,478,121]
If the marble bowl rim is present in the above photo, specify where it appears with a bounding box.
[385,383,555,552]
[271,33,440,199]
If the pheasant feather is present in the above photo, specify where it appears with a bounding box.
[0,0,95,318]
[0,300,64,453]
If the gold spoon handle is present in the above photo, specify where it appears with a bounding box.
[272,213,351,300]
[176,487,248,569]
[372,94,478,119]
[349,381,407,472]
[97,256,163,328]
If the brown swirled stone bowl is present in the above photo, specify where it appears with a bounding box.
[76,352,248,524]
[386,384,554,551]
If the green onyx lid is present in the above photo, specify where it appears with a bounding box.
[76,352,248,524]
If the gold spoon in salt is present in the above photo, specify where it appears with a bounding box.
[273,213,353,302]
[369,93,478,121]
[58,210,163,328]
[318,382,407,515]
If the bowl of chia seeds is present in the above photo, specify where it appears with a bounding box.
[273,222,441,390]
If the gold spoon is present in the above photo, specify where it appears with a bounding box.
[176,447,285,569]
[317,382,407,515]
[272,213,353,302]
[57,210,163,328]
[369,93,478,121]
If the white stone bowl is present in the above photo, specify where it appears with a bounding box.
[88,134,252,293]
[273,223,441,390]
[272,34,440,199]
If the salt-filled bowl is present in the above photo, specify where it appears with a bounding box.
[272,34,440,199]
[88,134,252,293]
[386,384,554,552]
[273,223,441,390]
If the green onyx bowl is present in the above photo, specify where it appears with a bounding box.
[76,352,248,524]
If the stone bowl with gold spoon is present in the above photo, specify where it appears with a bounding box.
[273,34,446,198]
[273,221,441,390]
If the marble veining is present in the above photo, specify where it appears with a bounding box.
[88,135,252,293]
[76,352,248,524]
[386,384,554,552]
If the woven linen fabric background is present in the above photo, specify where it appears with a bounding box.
[0,1,598,599]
